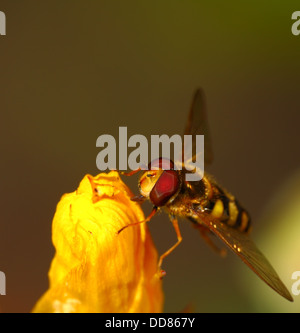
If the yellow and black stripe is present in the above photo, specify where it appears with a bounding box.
[207,184,251,234]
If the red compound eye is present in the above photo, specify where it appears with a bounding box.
[150,170,179,207]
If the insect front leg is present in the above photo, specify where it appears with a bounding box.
[117,206,157,234]
[120,168,141,176]
[157,215,182,278]
[119,163,147,177]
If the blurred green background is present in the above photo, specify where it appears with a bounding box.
[0,1,300,313]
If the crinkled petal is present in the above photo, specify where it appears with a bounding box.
[32,171,164,313]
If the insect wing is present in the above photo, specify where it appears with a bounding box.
[194,210,293,302]
[183,88,213,166]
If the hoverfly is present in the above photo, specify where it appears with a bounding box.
[119,89,293,302]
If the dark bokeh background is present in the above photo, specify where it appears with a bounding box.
[0,1,300,312]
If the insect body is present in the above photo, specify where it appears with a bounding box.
[120,89,293,302]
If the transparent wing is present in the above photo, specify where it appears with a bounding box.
[193,210,293,302]
[184,88,213,164]
[175,89,213,176]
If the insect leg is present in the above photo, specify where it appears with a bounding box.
[193,223,227,257]
[120,163,148,177]
[157,216,182,276]
[120,168,142,176]
[130,194,146,203]
[117,206,157,234]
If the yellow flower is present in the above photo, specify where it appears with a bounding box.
[32,171,164,313]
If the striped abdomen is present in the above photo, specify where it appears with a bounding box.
[202,176,251,233]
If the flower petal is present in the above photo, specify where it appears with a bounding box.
[32,171,164,313]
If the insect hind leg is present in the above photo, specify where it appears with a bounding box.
[193,223,227,257]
